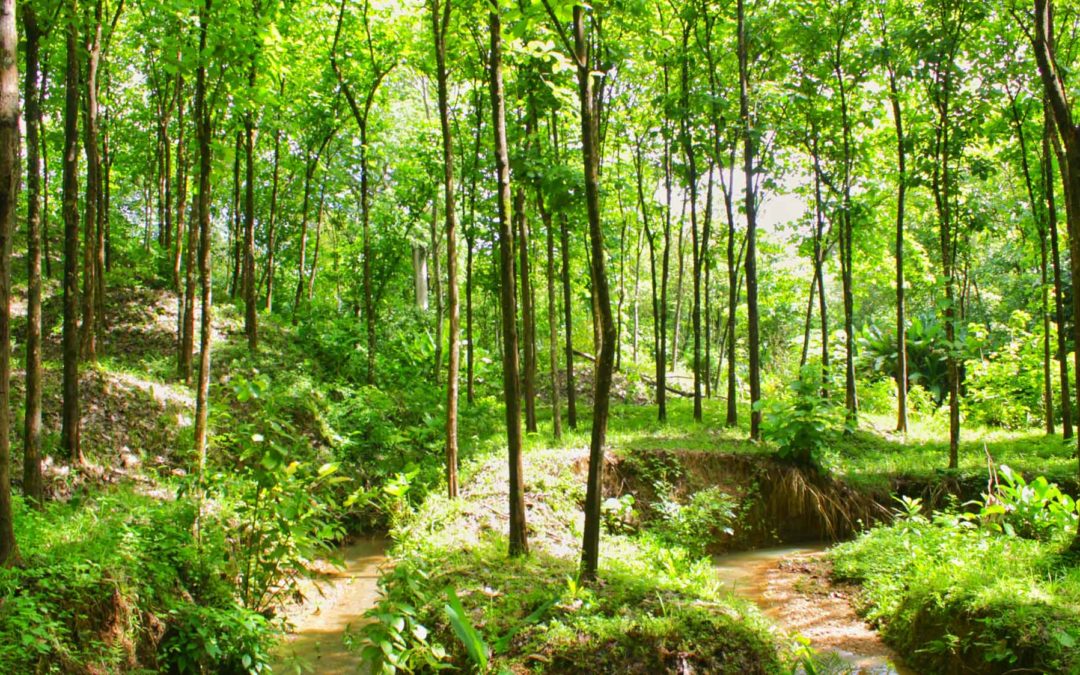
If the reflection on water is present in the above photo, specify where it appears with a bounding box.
[714,545,915,675]
[273,537,388,675]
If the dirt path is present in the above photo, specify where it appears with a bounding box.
[273,537,388,674]
[714,546,913,674]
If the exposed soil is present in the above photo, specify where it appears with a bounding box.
[714,546,913,674]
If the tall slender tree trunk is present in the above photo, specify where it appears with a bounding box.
[41,66,52,280]
[0,0,19,565]
[80,0,103,363]
[308,187,324,300]
[61,0,81,464]
[1033,2,1080,551]
[243,59,258,351]
[515,186,537,432]
[193,0,213,499]
[292,156,314,324]
[264,125,281,311]
[1045,105,1072,438]
[885,55,908,433]
[229,132,241,299]
[431,194,443,385]
[432,0,460,496]
[535,170,563,439]
[738,0,762,439]
[553,115,577,429]
[1011,93,1054,434]
[22,6,45,506]
[572,3,616,582]
[489,5,527,557]
[172,76,186,292]
[679,28,703,421]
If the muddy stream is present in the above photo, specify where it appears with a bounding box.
[273,537,389,674]
[714,545,914,674]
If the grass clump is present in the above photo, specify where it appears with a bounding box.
[830,499,1080,674]
[352,448,784,674]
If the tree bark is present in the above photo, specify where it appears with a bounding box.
[1032,0,1080,549]
[193,0,213,496]
[571,3,616,582]
[489,5,527,557]
[514,186,537,432]
[264,124,281,311]
[1044,104,1072,438]
[738,0,762,439]
[0,0,19,565]
[23,5,45,506]
[243,51,258,351]
[553,114,577,429]
[61,0,82,464]
[432,0,460,496]
[80,0,103,363]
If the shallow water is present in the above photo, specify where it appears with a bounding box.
[714,545,915,675]
[273,537,388,674]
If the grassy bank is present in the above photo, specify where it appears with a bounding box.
[350,448,787,674]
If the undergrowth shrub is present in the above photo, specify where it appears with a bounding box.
[832,489,1080,674]
[760,366,845,470]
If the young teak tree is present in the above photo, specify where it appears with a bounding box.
[539,0,617,581]
[430,0,460,498]
[0,0,19,566]
[488,0,528,557]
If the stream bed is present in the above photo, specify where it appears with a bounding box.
[714,545,913,674]
[273,537,389,674]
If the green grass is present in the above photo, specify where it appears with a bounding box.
[513,397,1077,493]
[831,517,1080,673]
[352,447,785,674]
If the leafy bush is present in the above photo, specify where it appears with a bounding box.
[963,314,1045,429]
[760,366,845,469]
[977,465,1078,541]
[832,501,1080,674]
[651,487,736,556]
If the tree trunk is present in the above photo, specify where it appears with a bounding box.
[61,0,81,464]
[292,156,315,324]
[229,132,241,299]
[489,6,527,557]
[243,59,258,351]
[432,0,460,496]
[0,0,19,565]
[886,59,908,433]
[514,186,537,432]
[431,194,443,385]
[553,115,577,429]
[308,186,324,300]
[573,4,616,582]
[1045,105,1072,438]
[22,6,45,506]
[1033,0,1080,549]
[264,125,281,311]
[172,76,186,293]
[738,0,762,439]
[193,0,213,497]
[535,169,563,439]
[80,0,103,363]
